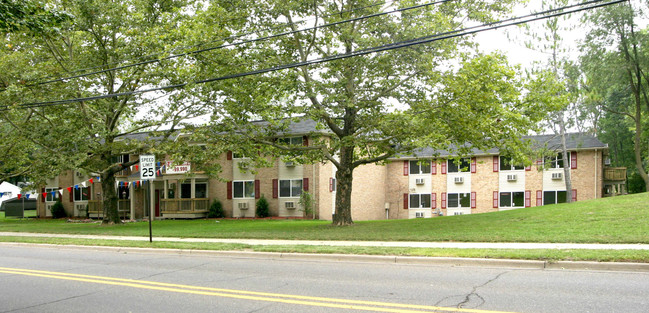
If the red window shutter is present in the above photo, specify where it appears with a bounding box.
[403,161,409,176]
[303,178,309,192]
[255,180,260,199]
[571,152,577,169]
[303,136,308,146]
[493,156,499,172]
[471,158,477,173]
[432,193,437,209]
[272,179,278,198]
[226,151,232,160]
[328,177,333,192]
[492,191,498,208]
[431,162,437,175]
[536,190,542,206]
[536,158,543,166]
[441,161,447,174]
[227,181,232,200]
[441,192,447,209]
[403,193,409,210]
[572,189,577,202]
[69,188,74,202]
[525,165,531,171]
[471,192,476,208]
[41,187,45,202]
[525,190,531,207]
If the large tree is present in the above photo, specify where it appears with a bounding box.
[0,0,228,223]
[580,0,649,191]
[189,0,557,225]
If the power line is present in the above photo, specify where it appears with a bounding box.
[15,0,410,88]
[3,0,624,112]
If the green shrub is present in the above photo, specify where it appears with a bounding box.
[208,200,225,218]
[256,195,270,218]
[299,191,314,219]
[50,200,66,219]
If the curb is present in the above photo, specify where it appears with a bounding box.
[2,242,648,272]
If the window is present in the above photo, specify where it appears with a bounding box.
[232,152,244,159]
[409,160,431,174]
[409,194,431,208]
[117,186,129,199]
[280,179,303,198]
[278,136,303,146]
[233,181,255,199]
[45,187,58,202]
[195,182,207,198]
[544,190,567,205]
[499,192,524,208]
[167,183,176,199]
[447,158,470,173]
[546,152,571,169]
[3,192,11,198]
[181,183,192,199]
[499,156,524,171]
[74,187,90,201]
[448,193,470,208]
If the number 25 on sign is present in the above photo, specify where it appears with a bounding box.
[140,155,156,180]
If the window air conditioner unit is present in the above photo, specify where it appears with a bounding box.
[604,158,611,166]
[415,212,424,218]
[551,172,563,180]
[415,178,425,185]
[238,202,249,210]
[506,174,517,182]
[454,176,464,184]
[285,161,295,167]
[285,201,296,209]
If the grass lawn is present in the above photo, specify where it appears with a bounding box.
[1,192,648,244]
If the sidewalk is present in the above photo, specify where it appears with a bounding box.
[2,232,649,250]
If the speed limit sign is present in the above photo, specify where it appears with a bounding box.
[140,155,156,180]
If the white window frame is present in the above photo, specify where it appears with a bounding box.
[447,193,471,208]
[45,187,58,202]
[545,152,571,169]
[233,180,255,199]
[74,187,90,202]
[499,156,525,171]
[409,160,431,175]
[499,191,525,208]
[543,190,567,205]
[447,158,470,173]
[278,136,303,146]
[279,179,303,198]
[409,193,431,209]
[195,181,208,199]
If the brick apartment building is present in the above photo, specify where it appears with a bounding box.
[36,120,625,220]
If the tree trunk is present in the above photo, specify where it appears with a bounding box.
[559,118,573,203]
[101,172,121,224]
[333,146,355,226]
[632,105,649,191]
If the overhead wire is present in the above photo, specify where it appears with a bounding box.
[2,0,625,112]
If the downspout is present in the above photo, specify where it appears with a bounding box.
[594,149,598,198]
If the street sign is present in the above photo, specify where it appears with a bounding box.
[140,154,156,180]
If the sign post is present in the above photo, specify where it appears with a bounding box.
[140,155,156,242]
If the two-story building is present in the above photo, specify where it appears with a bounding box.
[35,120,625,220]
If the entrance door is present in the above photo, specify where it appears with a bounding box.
[155,190,161,217]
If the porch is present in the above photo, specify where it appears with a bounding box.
[160,198,209,218]
[87,199,131,220]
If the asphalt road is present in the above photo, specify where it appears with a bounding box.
[0,245,647,313]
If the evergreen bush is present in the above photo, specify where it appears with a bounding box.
[256,195,269,218]
[50,200,66,219]
[208,200,225,218]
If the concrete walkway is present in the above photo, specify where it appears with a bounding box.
[2,232,649,250]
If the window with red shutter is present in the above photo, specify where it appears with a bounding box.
[431,162,437,175]
[536,190,542,206]
[492,191,498,208]
[471,158,476,173]
[432,193,437,209]
[441,161,447,174]
[403,193,408,210]
[254,180,260,199]
[493,156,499,172]
[272,179,278,198]
[572,189,577,202]
[571,152,577,169]
[471,192,476,208]
[403,161,409,176]
[226,151,232,160]
[525,190,531,207]
[441,192,447,208]
[227,181,232,200]
[303,178,309,192]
